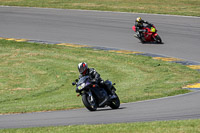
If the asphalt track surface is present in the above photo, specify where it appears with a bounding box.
[0,6,200,129]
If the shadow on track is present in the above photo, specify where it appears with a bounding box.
[90,107,126,112]
[140,41,164,45]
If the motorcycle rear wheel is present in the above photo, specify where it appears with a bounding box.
[82,94,97,111]
[109,94,120,109]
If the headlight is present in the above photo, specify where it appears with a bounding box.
[78,83,85,90]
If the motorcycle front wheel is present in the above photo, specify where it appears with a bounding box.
[155,35,162,44]
[82,94,97,111]
[109,94,120,109]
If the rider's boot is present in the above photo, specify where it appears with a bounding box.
[140,33,145,43]
[134,34,138,38]
[134,31,140,38]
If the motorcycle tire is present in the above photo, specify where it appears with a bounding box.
[82,94,97,111]
[155,35,162,44]
[109,94,120,109]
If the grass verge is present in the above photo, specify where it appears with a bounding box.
[1,119,200,133]
[0,0,199,16]
[0,39,200,114]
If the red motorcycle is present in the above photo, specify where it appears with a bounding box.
[132,23,162,44]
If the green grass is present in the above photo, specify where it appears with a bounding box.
[0,39,199,114]
[0,0,199,16]
[0,1,199,131]
[1,119,200,133]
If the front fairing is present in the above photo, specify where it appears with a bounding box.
[76,76,91,92]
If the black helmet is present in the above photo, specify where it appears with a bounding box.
[78,62,88,75]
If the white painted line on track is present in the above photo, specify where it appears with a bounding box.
[123,89,200,105]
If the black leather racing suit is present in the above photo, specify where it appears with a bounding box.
[78,68,113,95]
[135,20,149,39]
[79,68,102,82]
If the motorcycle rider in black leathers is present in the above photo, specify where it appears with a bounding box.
[134,17,150,42]
[77,62,116,99]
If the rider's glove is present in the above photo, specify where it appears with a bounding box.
[139,29,146,33]
[100,80,104,85]
[91,79,96,83]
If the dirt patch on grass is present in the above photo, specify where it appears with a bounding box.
[11,88,32,91]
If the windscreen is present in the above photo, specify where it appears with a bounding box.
[77,76,89,85]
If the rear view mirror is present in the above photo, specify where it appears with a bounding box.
[72,82,76,86]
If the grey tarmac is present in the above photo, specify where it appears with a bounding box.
[0,6,200,129]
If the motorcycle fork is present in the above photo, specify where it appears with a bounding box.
[87,91,94,102]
